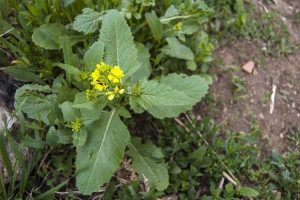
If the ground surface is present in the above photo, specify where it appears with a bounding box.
[196,0,300,154]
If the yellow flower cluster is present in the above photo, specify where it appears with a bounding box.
[70,118,82,132]
[90,62,125,101]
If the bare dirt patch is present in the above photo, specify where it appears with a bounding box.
[195,0,300,154]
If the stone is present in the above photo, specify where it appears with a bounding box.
[242,61,255,74]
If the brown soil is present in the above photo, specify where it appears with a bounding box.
[195,0,300,154]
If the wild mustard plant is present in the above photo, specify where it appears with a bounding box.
[14,9,210,195]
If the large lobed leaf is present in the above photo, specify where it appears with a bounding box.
[162,37,194,60]
[32,23,69,50]
[76,110,130,195]
[127,138,169,191]
[129,73,209,119]
[14,84,60,125]
[99,10,140,79]
[72,8,104,34]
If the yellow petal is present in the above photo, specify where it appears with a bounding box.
[111,66,124,78]
[119,89,125,94]
[95,84,104,91]
[112,77,119,83]
[107,74,114,81]
[91,70,100,80]
[91,79,98,85]
[107,94,115,101]
[114,86,119,93]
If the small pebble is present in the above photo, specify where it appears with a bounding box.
[242,61,255,74]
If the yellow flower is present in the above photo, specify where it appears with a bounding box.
[70,118,82,132]
[114,86,125,94]
[111,66,124,79]
[107,74,114,81]
[91,69,100,80]
[89,62,126,101]
[106,91,115,101]
[174,22,183,31]
[95,84,105,91]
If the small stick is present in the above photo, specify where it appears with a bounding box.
[218,177,225,190]
[0,28,14,37]
[270,84,277,114]
[223,172,237,186]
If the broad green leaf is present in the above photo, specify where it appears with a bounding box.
[1,66,43,84]
[99,10,140,79]
[145,12,163,41]
[160,73,209,100]
[57,63,81,77]
[131,43,151,82]
[240,187,259,197]
[32,23,69,50]
[22,135,45,149]
[162,37,194,60]
[130,73,208,119]
[127,137,169,191]
[73,8,103,34]
[15,84,60,125]
[60,101,79,122]
[129,79,194,119]
[83,41,105,72]
[76,110,130,195]
[147,73,209,118]
[161,5,179,21]
[46,126,72,146]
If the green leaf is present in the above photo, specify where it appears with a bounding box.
[240,187,259,197]
[76,109,130,195]
[99,10,140,79]
[127,137,169,191]
[1,66,43,84]
[162,37,194,60]
[57,63,81,77]
[61,101,79,122]
[162,5,179,20]
[61,36,74,66]
[186,60,197,71]
[83,41,105,72]
[160,73,209,101]
[35,179,69,200]
[63,0,75,7]
[73,128,87,147]
[145,12,163,41]
[131,43,151,82]
[32,23,69,50]
[129,74,208,119]
[73,8,103,34]
[46,126,72,146]
[15,84,60,125]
